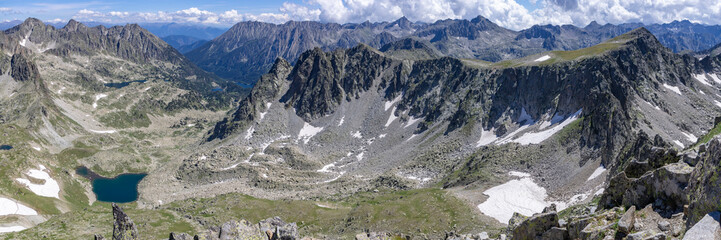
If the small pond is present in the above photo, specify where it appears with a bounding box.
[104,80,147,89]
[75,166,147,203]
[0,145,12,150]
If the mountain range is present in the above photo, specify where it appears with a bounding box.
[186,17,721,86]
[3,15,721,239]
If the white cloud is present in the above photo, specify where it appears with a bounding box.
[65,1,721,30]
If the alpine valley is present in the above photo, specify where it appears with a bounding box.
[2,14,721,240]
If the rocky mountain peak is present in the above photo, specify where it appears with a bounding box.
[62,19,86,32]
[387,16,413,30]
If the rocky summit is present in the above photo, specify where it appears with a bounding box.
[4,5,721,240]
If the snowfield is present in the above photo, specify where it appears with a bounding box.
[662,83,682,95]
[0,226,27,233]
[710,74,721,84]
[298,123,324,144]
[477,171,595,223]
[694,74,712,86]
[385,107,398,127]
[16,164,60,199]
[512,109,582,145]
[385,95,402,111]
[476,128,498,147]
[477,176,549,223]
[681,132,698,143]
[0,197,38,216]
[534,55,551,62]
[586,165,606,181]
[404,117,421,128]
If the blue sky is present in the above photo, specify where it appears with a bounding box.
[1,0,718,30]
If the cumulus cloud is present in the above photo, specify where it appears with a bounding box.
[71,7,292,25]
[67,0,721,30]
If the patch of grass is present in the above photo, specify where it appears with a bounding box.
[691,122,721,149]
[98,108,151,129]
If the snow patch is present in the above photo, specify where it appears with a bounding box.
[259,103,272,121]
[662,83,682,95]
[518,107,535,125]
[16,164,60,199]
[356,152,365,161]
[509,171,531,178]
[404,117,421,128]
[318,163,336,173]
[476,128,498,147]
[710,74,721,84]
[694,74,712,86]
[512,109,582,145]
[338,116,345,126]
[534,55,551,62]
[323,171,346,183]
[385,95,402,111]
[594,188,605,196]
[586,165,606,181]
[92,94,107,108]
[0,197,37,216]
[0,225,27,233]
[681,132,698,143]
[385,107,398,127]
[244,126,255,140]
[673,140,685,148]
[88,129,116,134]
[477,176,549,223]
[406,134,418,141]
[351,131,362,139]
[715,100,721,108]
[378,134,387,138]
[298,123,324,144]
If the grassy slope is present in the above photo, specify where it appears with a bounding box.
[7,189,488,239]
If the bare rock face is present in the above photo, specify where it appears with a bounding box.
[683,211,721,240]
[112,203,138,240]
[10,52,39,82]
[508,211,559,240]
[600,161,692,212]
[618,205,636,234]
[687,138,721,227]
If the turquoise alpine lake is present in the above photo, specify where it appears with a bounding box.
[75,166,147,203]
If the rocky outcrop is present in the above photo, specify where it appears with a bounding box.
[506,207,562,240]
[683,211,721,240]
[600,162,692,212]
[687,138,721,227]
[10,52,39,82]
[112,203,138,240]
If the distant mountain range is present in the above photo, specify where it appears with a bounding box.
[185,17,721,85]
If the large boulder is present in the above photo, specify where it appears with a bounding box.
[618,206,636,234]
[219,220,265,240]
[259,216,299,240]
[112,203,138,240]
[683,211,721,240]
[510,212,559,240]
